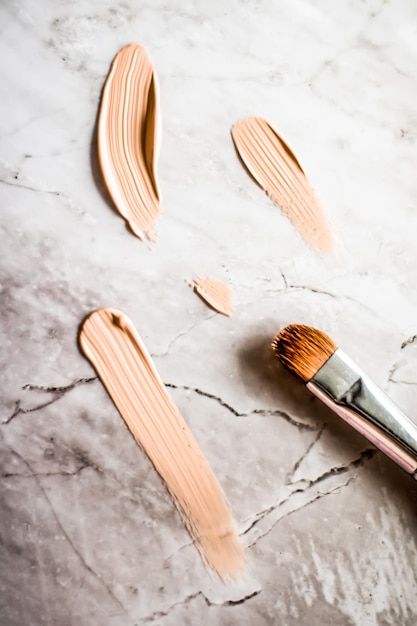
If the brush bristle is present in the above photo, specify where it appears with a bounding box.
[272,324,337,382]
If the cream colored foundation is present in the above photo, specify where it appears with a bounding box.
[98,44,161,240]
[231,117,334,254]
[79,308,244,580]
[193,277,234,317]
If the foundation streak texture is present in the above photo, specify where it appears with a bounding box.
[98,44,161,240]
[193,277,234,317]
[231,117,334,254]
[79,308,244,580]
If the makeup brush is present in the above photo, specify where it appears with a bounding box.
[272,324,417,479]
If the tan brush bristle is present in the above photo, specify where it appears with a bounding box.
[272,324,337,382]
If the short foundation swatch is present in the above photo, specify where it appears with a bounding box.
[231,117,334,254]
[193,277,234,317]
[79,308,244,580]
[98,44,161,240]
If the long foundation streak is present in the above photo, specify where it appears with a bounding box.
[193,277,234,317]
[79,308,244,580]
[98,44,161,240]
[231,117,334,254]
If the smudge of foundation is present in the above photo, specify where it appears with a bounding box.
[193,277,234,317]
[79,308,244,580]
[98,44,161,240]
[231,117,335,254]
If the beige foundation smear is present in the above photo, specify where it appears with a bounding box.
[231,117,335,254]
[79,308,244,580]
[98,44,161,240]
[193,277,234,317]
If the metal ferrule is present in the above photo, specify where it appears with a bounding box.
[309,349,417,476]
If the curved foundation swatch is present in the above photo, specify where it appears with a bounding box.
[193,277,234,317]
[231,117,334,254]
[98,44,161,240]
[79,308,244,580]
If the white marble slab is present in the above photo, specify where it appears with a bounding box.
[1,1,417,624]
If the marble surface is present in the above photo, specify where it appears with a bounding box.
[1,1,417,624]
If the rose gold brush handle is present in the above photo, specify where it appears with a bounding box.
[307,382,417,479]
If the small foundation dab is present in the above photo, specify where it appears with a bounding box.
[192,277,234,317]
